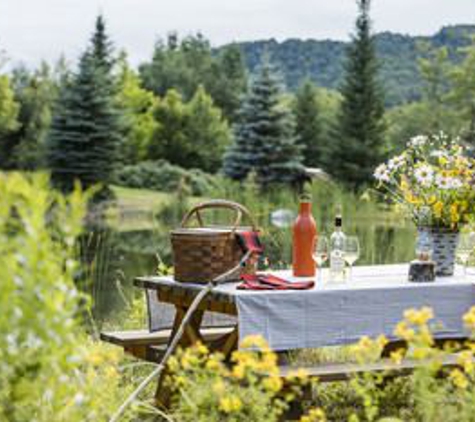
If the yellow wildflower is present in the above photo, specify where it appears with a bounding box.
[240,335,271,351]
[394,321,415,341]
[232,364,245,379]
[390,349,405,365]
[450,204,460,225]
[412,347,429,360]
[463,307,475,331]
[450,368,469,389]
[458,351,475,375]
[263,375,283,393]
[403,307,433,326]
[219,395,243,413]
[433,201,444,219]
[300,408,327,422]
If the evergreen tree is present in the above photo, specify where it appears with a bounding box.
[223,61,304,187]
[207,44,248,121]
[0,74,20,168]
[332,0,385,188]
[293,80,326,168]
[90,15,114,74]
[46,16,122,195]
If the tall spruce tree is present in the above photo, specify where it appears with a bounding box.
[332,0,385,188]
[223,61,304,187]
[293,80,326,168]
[46,15,122,195]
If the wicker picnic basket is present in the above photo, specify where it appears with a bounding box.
[171,200,258,283]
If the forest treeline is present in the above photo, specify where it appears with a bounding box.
[0,5,474,194]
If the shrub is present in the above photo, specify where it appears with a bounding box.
[0,173,133,421]
[167,336,308,422]
[114,160,217,196]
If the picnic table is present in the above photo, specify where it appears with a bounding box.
[101,264,475,407]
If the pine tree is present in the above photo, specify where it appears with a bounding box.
[293,80,326,168]
[46,16,122,195]
[223,61,304,187]
[332,0,385,188]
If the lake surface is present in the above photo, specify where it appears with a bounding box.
[86,206,417,324]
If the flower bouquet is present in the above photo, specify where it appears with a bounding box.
[374,132,475,275]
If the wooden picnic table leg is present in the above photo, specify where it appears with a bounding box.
[154,304,205,409]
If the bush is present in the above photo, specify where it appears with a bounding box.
[167,336,308,422]
[114,160,217,196]
[0,173,134,421]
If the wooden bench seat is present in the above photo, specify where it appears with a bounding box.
[100,326,235,361]
[280,353,467,383]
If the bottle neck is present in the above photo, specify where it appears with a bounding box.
[299,202,312,215]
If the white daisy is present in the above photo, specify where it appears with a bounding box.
[374,163,390,183]
[414,164,434,187]
[435,174,453,190]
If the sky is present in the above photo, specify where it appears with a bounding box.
[0,0,474,69]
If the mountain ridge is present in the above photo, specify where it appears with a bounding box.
[224,24,475,106]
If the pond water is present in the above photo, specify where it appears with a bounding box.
[86,206,417,324]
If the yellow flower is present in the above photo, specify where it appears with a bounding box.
[433,201,444,219]
[450,368,469,389]
[300,408,327,422]
[403,307,433,326]
[457,351,475,375]
[390,349,405,365]
[412,347,429,360]
[463,307,475,331]
[240,335,271,351]
[394,321,415,341]
[232,364,245,379]
[219,395,243,413]
[263,375,283,393]
[450,204,460,224]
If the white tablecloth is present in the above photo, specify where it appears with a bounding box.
[146,264,475,351]
[229,265,475,351]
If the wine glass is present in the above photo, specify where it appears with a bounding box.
[313,236,329,283]
[344,236,360,281]
[456,233,474,277]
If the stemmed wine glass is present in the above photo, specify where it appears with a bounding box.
[313,236,329,283]
[344,236,360,281]
[456,233,475,277]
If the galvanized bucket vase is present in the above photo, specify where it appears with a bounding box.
[418,227,459,277]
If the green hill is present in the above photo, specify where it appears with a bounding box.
[229,25,475,106]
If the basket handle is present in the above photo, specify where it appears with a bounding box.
[180,200,257,231]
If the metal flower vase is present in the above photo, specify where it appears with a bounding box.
[417,227,459,277]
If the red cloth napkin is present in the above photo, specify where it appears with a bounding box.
[238,273,315,290]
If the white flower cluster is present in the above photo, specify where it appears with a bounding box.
[387,154,405,171]
[408,135,429,148]
[373,163,390,182]
[435,175,463,190]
